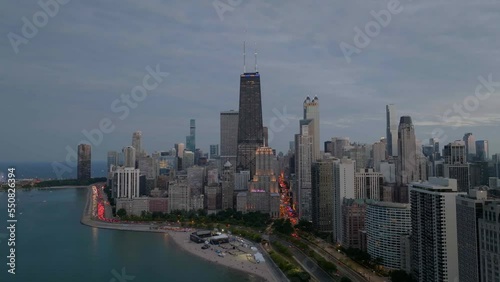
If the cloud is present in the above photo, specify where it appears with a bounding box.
[1,0,499,161]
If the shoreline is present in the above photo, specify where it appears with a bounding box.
[80,186,280,282]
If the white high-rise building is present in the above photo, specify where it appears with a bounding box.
[303,96,320,161]
[409,177,465,282]
[355,168,383,200]
[334,157,355,243]
[366,201,411,270]
[296,123,313,221]
[386,104,398,157]
[122,146,136,168]
[114,167,140,199]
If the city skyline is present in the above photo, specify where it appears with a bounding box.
[3,1,500,162]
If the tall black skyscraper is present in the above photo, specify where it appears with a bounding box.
[77,144,91,180]
[236,71,263,177]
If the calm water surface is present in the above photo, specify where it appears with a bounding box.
[0,188,261,282]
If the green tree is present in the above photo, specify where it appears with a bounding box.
[295,219,313,232]
[117,208,127,217]
[340,277,352,282]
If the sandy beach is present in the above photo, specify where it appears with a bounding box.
[80,186,280,282]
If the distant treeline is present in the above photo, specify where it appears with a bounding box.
[29,177,107,188]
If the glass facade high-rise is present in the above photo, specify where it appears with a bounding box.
[397,116,418,185]
[236,72,263,177]
[186,119,196,152]
[386,104,398,157]
[220,110,239,168]
[476,140,489,161]
[77,144,91,180]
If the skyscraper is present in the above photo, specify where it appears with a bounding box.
[463,133,476,162]
[334,158,356,244]
[209,144,219,159]
[236,71,264,177]
[186,119,196,152]
[478,201,500,282]
[303,96,320,160]
[397,116,418,185]
[296,122,313,221]
[220,110,239,169]
[443,141,469,192]
[475,140,489,161]
[409,177,465,282]
[386,104,398,157]
[245,146,280,217]
[312,158,335,232]
[77,144,91,180]
[221,161,235,210]
[132,131,143,159]
[122,146,136,168]
[456,188,489,282]
[107,151,118,172]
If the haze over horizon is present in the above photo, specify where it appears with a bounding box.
[2,0,500,162]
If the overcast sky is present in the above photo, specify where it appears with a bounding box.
[1,0,500,162]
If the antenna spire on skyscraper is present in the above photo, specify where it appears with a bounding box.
[254,42,258,72]
[243,41,246,73]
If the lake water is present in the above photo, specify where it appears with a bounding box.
[0,188,258,282]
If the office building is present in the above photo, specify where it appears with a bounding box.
[246,146,280,218]
[234,170,251,191]
[295,122,313,221]
[342,198,370,249]
[132,131,143,159]
[187,166,204,210]
[373,139,386,171]
[168,175,189,212]
[366,201,411,270]
[236,71,264,177]
[107,151,118,172]
[355,168,384,200]
[324,140,333,154]
[77,144,91,180]
[220,110,239,169]
[183,151,194,170]
[443,141,469,192]
[386,104,398,157]
[409,178,465,282]
[138,156,155,179]
[303,96,320,160]
[186,119,196,152]
[312,158,336,232]
[397,116,418,185]
[456,188,489,282]
[123,146,136,168]
[470,161,490,188]
[331,137,350,159]
[476,140,489,161]
[221,161,235,210]
[478,201,500,282]
[334,158,356,243]
[463,133,476,162]
[209,144,219,159]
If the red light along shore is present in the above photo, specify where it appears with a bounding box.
[80,185,278,282]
